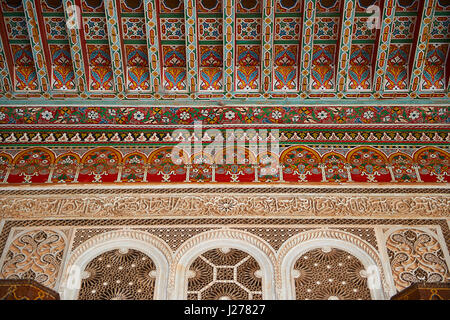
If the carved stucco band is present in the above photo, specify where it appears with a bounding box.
[0,194,448,218]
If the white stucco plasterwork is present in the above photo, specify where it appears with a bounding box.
[171,228,277,299]
[59,230,172,300]
[278,229,388,300]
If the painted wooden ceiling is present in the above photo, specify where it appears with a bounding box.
[0,0,448,103]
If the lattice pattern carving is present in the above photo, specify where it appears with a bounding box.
[293,247,372,300]
[78,249,156,300]
[187,248,263,300]
[386,228,450,292]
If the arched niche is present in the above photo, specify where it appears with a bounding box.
[172,229,277,299]
[279,230,387,300]
[60,230,171,300]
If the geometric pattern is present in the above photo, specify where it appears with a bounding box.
[314,17,339,40]
[122,17,146,40]
[294,248,372,300]
[44,17,68,40]
[187,248,262,300]
[198,18,223,41]
[274,17,301,41]
[78,249,156,300]
[392,16,416,40]
[83,17,107,40]
[5,17,29,40]
[236,18,262,41]
[160,18,185,40]
[352,17,377,40]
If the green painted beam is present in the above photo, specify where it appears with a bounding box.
[223,0,235,95]
[336,0,356,93]
[409,0,436,96]
[104,0,126,94]
[143,0,162,93]
[261,0,275,92]
[298,0,316,95]
[184,0,198,94]
[62,0,88,93]
[22,0,50,92]
[0,32,12,93]
[373,0,397,95]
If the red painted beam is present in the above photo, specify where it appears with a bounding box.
[0,4,15,86]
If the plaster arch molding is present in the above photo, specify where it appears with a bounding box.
[278,229,389,300]
[60,230,172,300]
[172,228,278,300]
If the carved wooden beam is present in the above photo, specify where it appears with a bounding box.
[372,0,397,95]
[62,0,88,93]
[0,28,12,93]
[409,0,436,96]
[22,0,51,92]
[223,0,235,95]
[184,0,198,93]
[143,0,162,93]
[104,0,126,94]
[298,0,316,94]
[446,45,450,94]
[336,0,356,93]
[261,0,275,93]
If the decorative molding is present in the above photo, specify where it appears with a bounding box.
[173,228,276,267]
[0,193,448,219]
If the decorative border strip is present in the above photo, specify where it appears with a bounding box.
[1,106,447,125]
[0,193,448,219]
[0,185,449,195]
[1,128,447,146]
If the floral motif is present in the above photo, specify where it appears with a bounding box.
[0,106,447,125]
[386,228,450,292]
[1,230,65,289]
